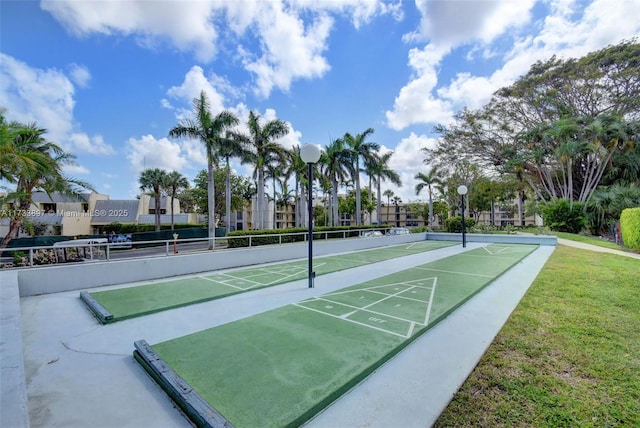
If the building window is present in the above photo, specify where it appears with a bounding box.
[42,203,56,213]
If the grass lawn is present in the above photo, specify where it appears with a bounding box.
[554,231,631,251]
[435,245,640,427]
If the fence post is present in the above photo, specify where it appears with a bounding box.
[29,248,34,266]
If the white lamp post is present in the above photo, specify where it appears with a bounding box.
[457,185,468,248]
[300,144,322,288]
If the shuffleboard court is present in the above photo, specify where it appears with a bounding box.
[83,240,455,323]
[135,243,538,427]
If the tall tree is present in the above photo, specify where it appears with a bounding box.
[286,145,307,227]
[414,167,443,229]
[169,91,239,248]
[139,168,167,231]
[162,170,189,230]
[428,41,640,207]
[1,118,94,248]
[238,111,289,229]
[383,189,394,225]
[321,138,353,226]
[368,152,401,226]
[219,131,249,234]
[343,128,379,226]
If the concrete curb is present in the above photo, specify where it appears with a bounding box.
[0,270,30,428]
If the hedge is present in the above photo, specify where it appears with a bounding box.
[226,226,380,248]
[620,207,640,250]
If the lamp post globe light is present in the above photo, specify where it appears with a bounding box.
[300,144,322,288]
[457,185,468,248]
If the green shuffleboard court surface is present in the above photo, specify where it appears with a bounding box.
[84,241,455,323]
[136,243,538,427]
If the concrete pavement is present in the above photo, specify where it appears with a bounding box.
[11,241,557,427]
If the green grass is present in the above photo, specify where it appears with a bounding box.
[147,244,538,427]
[435,245,640,427]
[554,231,630,251]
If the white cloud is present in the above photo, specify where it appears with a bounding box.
[70,133,116,155]
[0,53,75,147]
[41,0,220,62]
[407,0,535,44]
[165,66,226,117]
[237,2,333,97]
[41,0,395,98]
[63,164,90,175]
[383,132,439,202]
[387,0,640,130]
[125,135,188,175]
[68,63,91,88]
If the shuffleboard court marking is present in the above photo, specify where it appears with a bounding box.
[198,275,247,290]
[415,267,495,278]
[482,245,533,256]
[424,277,437,326]
[297,277,439,338]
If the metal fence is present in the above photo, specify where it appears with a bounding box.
[0,228,393,269]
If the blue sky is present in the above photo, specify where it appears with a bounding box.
[2,0,639,203]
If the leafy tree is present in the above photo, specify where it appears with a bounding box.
[1,117,93,248]
[188,168,252,224]
[162,170,189,230]
[139,168,167,231]
[428,40,640,208]
[237,111,289,230]
[343,128,379,226]
[169,91,239,248]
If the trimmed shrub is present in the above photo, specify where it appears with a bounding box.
[620,207,640,250]
[444,216,476,233]
[541,199,585,233]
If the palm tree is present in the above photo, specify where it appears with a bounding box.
[139,168,167,231]
[169,91,239,248]
[265,159,284,229]
[392,195,402,227]
[286,146,307,227]
[1,119,94,248]
[383,189,394,226]
[343,128,379,226]
[219,131,249,234]
[414,167,443,229]
[369,152,401,226]
[321,138,352,226]
[238,111,289,229]
[163,170,189,230]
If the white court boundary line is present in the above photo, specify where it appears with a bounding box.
[295,278,437,339]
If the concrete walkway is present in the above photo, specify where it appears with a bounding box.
[17,243,554,428]
[557,238,640,259]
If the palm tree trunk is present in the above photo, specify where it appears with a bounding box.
[154,187,161,232]
[428,187,434,230]
[226,162,232,235]
[257,168,265,229]
[355,160,361,226]
[207,161,216,250]
[332,180,339,226]
[170,192,175,230]
[376,181,382,227]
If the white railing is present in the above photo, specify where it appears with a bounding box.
[0,228,392,269]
